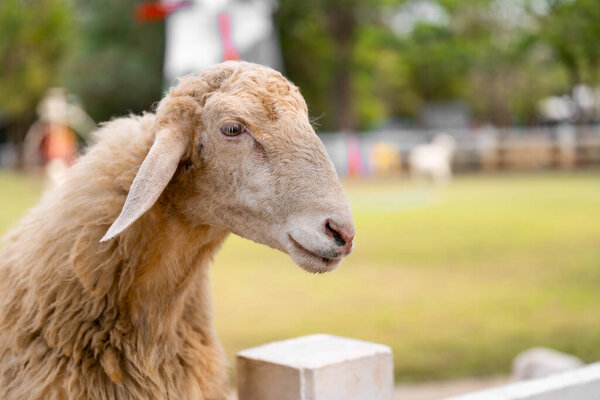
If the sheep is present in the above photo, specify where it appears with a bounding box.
[0,61,355,400]
[409,133,457,184]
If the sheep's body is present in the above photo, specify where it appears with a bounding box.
[0,115,229,399]
[0,61,355,399]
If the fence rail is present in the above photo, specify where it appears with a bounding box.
[446,363,600,400]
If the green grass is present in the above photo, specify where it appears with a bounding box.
[0,170,45,233]
[1,170,600,381]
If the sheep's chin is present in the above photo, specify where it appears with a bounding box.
[287,241,343,274]
[298,257,342,274]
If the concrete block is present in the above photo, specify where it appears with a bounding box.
[237,334,394,400]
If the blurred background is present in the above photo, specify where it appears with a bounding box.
[1,0,600,396]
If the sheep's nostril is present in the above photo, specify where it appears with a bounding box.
[325,219,355,250]
[326,222,346,247]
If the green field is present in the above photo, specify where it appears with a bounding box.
[1,170,599,381]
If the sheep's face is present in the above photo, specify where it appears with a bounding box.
[103,62,355,273]
[183,63,355,273]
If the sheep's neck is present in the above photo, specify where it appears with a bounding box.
[122,204,229,344]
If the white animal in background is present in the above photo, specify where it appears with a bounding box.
[409,133,457,184]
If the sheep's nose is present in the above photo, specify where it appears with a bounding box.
[325,219,355,256]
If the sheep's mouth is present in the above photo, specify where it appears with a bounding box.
[287,234,341,273]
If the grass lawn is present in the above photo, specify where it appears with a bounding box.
[1,169,599,381]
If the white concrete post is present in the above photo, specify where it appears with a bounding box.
[237,334,394,400]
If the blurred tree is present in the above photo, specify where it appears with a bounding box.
[276,0,336,129]
[370,0,570,127]
[399,24,470,102]
[536,0,600,86]
[276,0,383,131]
[276,0,600,129]
[464,40,567,126]
[450,0,566,126]
[64,0,165,123]
[3,0,600,143]
[0,0,74,164]
[353,25,418,128]
[323,3,358,131]
[368,1,483,125]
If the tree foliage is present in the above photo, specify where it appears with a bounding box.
[64,0,165,123]
[278,0,600,130]
[2,0,600,135]
[0,0,74,120]
[536,0,600,85]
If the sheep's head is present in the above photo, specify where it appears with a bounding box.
[102,61,354,273]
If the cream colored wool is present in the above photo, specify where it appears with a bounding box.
[0,62,354,399]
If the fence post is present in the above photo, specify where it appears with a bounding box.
[237,334,394,400]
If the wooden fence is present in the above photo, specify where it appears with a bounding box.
[320,125,600,175]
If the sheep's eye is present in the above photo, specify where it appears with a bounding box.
[220,123,244,137]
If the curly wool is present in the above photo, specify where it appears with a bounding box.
[0,114,229,400]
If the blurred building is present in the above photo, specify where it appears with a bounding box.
[163,0,282,86]
[419,101,470,130]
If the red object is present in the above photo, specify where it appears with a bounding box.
[218,12,240,61]
[347,137,364,177]
[134,1,191,22]
[42,123,77,166]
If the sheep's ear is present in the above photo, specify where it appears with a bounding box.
[100,129,188,242]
